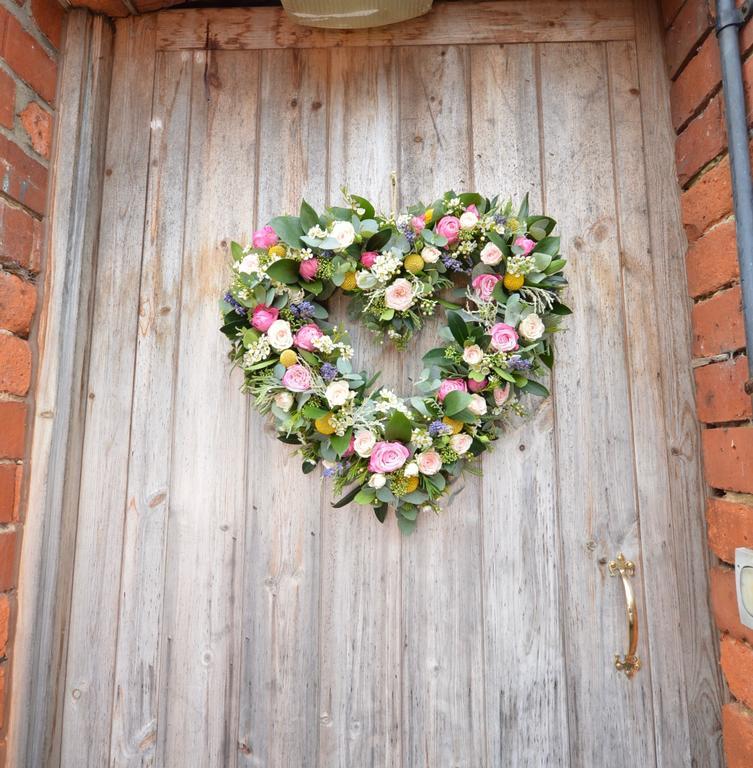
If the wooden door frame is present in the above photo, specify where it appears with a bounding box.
[8,1,721,765]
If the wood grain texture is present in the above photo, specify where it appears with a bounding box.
[59,16,157,768]
[155,1,635,51]
[470,43,569,767]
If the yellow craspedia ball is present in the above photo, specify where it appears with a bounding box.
[314,413,337,435]
[279,349,298,367]
[503,273,525,291]
[341,271,358,291]
[268,244,286,258]
[506,217,520,232]
[442,416,463,434]
[404,254,425,274]
[424,208,434,223]
[404,475,419,494]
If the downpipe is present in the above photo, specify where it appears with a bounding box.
[715,0,753,396]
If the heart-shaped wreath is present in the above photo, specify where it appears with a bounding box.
[220,191,569,534]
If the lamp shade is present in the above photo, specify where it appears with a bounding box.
[281,0,434,29]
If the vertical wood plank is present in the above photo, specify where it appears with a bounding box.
[237,48,327,766]
[108,50,192,768]
[318,46,402,768]
[470,43,569,766]
[156,49,258,767]
[59,16,157,768]
[398,44,486,768]
[538,42,656,766]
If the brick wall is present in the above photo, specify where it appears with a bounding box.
[664,1,753,765]
[0,0,62,759]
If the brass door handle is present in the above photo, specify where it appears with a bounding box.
[608,553,641,679]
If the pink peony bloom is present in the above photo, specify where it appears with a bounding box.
[468,378,488,393]
[490,323,519,352]
[471,273,502,301]
[252,225,279,249]
[515,236,536,255]
[437,378,468,402]
[282,364,312,392]
[294,323,323,351]
[299,258,319,282]
[368,441,410,473]
[360,251,378,268]
[435,215,461,245]
[251,304,279,332]
[411,215,426,233]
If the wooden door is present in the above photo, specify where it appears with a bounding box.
[41,3,724,766]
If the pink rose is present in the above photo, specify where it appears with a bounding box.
[411,215,426,233]
[480,241,503,266]
[417,450,442,476]
[489,323,519,352]
[299,258,319,281]
[252,225,278,249]
[251,304,279,332]
[472,273,502,301]
[368,441,410,473]
[384,278,414,311]
[282,364,312,392]
[342,435,355,458]
[294,323,323,351]
[468,378,488,393]
[494,384,511,406]
[437,378,467,402]
[515,236,536,255]
[360,251,377,268]
[435,215,461,245]
[465,204,479,216]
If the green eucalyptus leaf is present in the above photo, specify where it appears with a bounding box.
[446,311,468,345]
[443,390,472,416]
[266,258,300,285]
[366,228,393,251]
[385,410,412,443]
[269,215,304,248]
[299,200,319,232]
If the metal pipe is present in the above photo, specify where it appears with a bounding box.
[715,0,753,395]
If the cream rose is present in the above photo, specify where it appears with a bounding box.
[404,461,419,477]
[384,278,415,311]
[267,319,293,351]
[467,394,488,416]
[330,220,356,249]
[462,344,484,365]
[417,450,442,476]
[480,241,503,266]
[368,472,386,489]
[519,313,545,341]
[450,433,473,455]
[353,430,377,458]
[238,253,261,274]
[459,211,478,230]
[325,380,350,408]
[421,245,441,263]
[274,391,294,412]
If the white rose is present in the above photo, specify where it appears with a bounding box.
[480,241,503,266]
[353,430,376,457]
[467,394,488,416]
[459,211,478,230]
[417,450,442,476]
[421,245,441,263]
[325,379,351,408]
[274,391,294,412]
[493,385,510,406]
[368,472,386,489]
[238,253,260,274]
[384,278,414,311]
[450,433,473,455]
[330,220,356,249]
[404,461,419,477]
[518,313,546,341]
[462,344,484,365]
[266,319,293,351]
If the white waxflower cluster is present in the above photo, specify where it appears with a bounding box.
[447,197,462,212]
[411,428,432,450]
[371,251,402,282]
[307,225,327,238]
[311,335,353,360]
[374,389,410,415]
[457,239,477,255]
[507,254,536,276]
[300,247,315,260]
[330,402,355,436]
[242,336,271,367]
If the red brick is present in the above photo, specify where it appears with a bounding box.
[707,495,753,563]
[724,703,753,768]
[0,593,9,656]
[710,566,753,645]
[0,334,30,396]
[0,528,18,591]
[0,69,14,130]
[703,426,753,493]
[695,356,752,423]
[671,33,721,130]
[0,271,36,335]
[686,219,739,297]
[0,134,48,215]
[682,154,733,241]
[692,286,745,357]
[0,198,38,269]
[676,95,725,186]
[19,101,51,159]
[0,7,57,105]
[0,464,18,524]
[722,636,753,710]
[31,0,64,48]
[0,401,25,459]
[665,0,712,78]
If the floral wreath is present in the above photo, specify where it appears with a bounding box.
[220,191,569,534]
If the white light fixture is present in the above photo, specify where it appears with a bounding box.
[281,0,434,29]
[736,547,753,630]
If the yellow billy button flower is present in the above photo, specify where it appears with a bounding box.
[503,272,525,291]
[314,413,337,435]
[268,244,286,258]
[279,349,298,367]
[424,208,434,223]
[404,254,425,274]
[341,271,358,291]
[404,475,419,494]
[442,416,464,434]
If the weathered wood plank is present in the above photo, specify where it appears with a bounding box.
[108,50,192,768]
[59,16,156,768]
[398,44,487,768]
[155,1,635,51]
[317,46,402,768]
[155,49,258,767]
[237,48,327,767]
[7,12,113,767]
[538,42,656,766]
[470,43,569,766]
